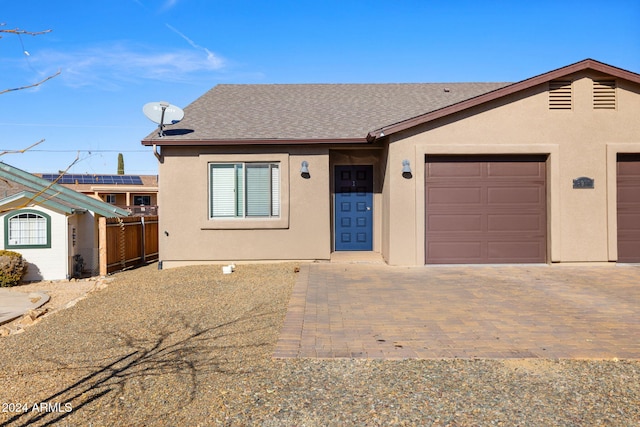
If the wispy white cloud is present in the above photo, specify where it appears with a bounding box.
[132,0,179,13]
[161,0,179,12]
[32,42,226,89]
[165,24,224,69]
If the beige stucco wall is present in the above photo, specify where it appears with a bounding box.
[158,146,332,267]
[384,71,640,265]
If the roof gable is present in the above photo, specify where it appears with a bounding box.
[0,163,129,218]
[367,59,640,140]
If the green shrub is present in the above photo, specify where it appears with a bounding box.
[0,250,28,287]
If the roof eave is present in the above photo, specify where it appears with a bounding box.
[0,191,74,214]
[141,137,370,147]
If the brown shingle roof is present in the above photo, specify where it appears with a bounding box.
[142,59,640,146]
[142,82,510,143]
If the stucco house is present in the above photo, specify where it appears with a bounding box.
[142,59,640,267]
[0,163,129,280]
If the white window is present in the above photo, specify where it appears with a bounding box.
[209,163,280,218]
[5,211,51,248]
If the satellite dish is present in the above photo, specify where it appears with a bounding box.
[143,101,184,125]
[143,101,185,137]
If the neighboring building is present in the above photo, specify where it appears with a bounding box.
[37,173,159,216]
[141,59,640,267]
[0,163,129,280]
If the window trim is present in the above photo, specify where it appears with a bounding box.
[209,162,280,219]
[4,209,52,249]
[201,153,290,230]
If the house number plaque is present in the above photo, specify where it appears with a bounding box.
[573,177,594,189]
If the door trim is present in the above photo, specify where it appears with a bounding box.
[333,165,374,251]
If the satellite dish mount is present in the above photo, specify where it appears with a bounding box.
[157,101,170,137]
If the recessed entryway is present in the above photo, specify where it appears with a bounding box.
[334,165,373,251]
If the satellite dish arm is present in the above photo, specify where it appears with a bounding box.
[158,101,169,137]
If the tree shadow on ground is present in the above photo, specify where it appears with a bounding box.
[2,305,277,427]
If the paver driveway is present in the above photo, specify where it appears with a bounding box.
[275,262,640,359]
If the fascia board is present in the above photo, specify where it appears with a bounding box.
[0,191,74,215]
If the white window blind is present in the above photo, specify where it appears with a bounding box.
[210,164,237,217]
[246,164,270,216]
[271,165,280,216]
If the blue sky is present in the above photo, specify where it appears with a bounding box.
[2,0,639,175]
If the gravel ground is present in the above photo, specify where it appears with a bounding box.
[0,262,638,426]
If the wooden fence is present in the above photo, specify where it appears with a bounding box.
[99,215,159,275]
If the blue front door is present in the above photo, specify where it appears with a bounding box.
[335,165,373,251]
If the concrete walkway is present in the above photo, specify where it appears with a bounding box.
[275,260,640,359]
[0,289,49,325]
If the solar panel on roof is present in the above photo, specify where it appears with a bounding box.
[41,174,143,185]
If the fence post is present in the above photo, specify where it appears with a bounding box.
[99,216,107,277]
[141,216,146,263]
[118,218,126,269]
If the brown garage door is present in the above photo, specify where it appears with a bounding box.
[426,155,547,264]
[617,154,640,262]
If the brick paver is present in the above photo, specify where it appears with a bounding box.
[275,262,640,359]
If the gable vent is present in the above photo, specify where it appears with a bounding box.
[593,80,616,109]
[549,80,572,110]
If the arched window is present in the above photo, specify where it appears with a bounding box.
[4,210,51,249]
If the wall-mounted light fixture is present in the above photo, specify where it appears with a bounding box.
[402,159,412,179]
[300,161,310,179]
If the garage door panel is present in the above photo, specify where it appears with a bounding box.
[618,213,640,230]
[426,241,482,263]
[428,162,482,178]
[427,187,482,205]
[426,155,547,264]
[618,186,640,203]
[487,214,544,232]
[487,162,545,178]
[488,241,545,262]
[617,157,640,177]
[487,186,545,205]
[428,214,482,232]
[617,239,640,263]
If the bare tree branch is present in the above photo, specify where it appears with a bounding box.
[0,28,53,37]
[0,138,45,156]
[0,25,74,213]
[1,25,60,94]
[0,70,61,95]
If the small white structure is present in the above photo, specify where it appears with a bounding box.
[0,163,129,281]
